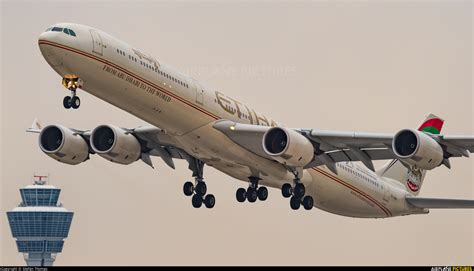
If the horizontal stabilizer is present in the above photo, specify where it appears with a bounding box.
[406,196,474,209]
[26,118,42,133]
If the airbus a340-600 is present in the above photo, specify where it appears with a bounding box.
[30,23,474,218]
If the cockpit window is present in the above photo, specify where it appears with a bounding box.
[45,27,77,37]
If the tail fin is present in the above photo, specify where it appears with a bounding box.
[417,113,444,135]
[377,114,444,195]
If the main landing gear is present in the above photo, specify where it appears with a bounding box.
[62,75,83,109]
[281,175,314,211]
[236,177,268,203]
[182,158,215,209]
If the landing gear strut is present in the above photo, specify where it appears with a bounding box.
[62,76,83,109]
[182,158,215,209]
[282,172,314,211]
[236,177,268,203]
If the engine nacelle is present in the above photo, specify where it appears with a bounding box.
[392,129,444,170]
[262,127,314,167]
[90,125,141,165]
[39,125,89,165]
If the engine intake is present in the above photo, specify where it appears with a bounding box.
[392,129,443,170]
[91,125,141,165]
[262,127,314,167]
[39,125,89,165]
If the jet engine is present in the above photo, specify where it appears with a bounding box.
[392,129,444,170]
[90,125,141,165]
[39,125,89,165]
[262,127,314,167]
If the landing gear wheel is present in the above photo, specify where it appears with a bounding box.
[204,194,215,209]
[257,187,268,201]
[282,183,293,198]
[236,188,246,203]
[63,96,72,109]
[192,194,203,208]
[71,96,80,109]
[302,195,314,210]
[183,182,194,196]
[247,188,258,203]
[195,182,207,196]
[290,196,301,210]
[294,183,305,198]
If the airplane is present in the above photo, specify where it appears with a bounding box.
[29,23,474,218]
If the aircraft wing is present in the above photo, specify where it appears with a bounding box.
[213,120,474,172]
[406,196,474,209]
[131,125,191,169]
[439,135,474,154]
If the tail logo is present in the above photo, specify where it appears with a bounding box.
[407,167,422,192]
[418,114,444,135]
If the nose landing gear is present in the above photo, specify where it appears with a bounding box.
[62,75,83,109]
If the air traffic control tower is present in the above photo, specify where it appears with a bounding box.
[6,176,74,266]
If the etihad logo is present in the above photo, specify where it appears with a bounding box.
[215,91,277,127]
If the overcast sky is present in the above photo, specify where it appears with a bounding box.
[1,0,473,265]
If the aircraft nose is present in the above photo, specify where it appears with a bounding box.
[38,30,61,46]
[38,28,64,67]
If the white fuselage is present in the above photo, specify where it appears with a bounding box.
[38,23,423,218]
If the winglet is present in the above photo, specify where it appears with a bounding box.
[26,118,43,133]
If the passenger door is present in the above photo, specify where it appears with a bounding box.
[193,79,204,105]
[382,183,390,202]
[89,29,103,56]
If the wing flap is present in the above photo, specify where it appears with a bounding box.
[308,130,393,150]
[406,197,474,209]
[440,135,474,154]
